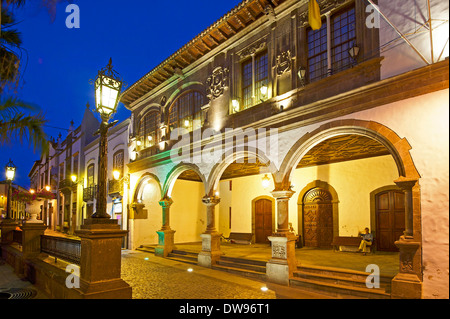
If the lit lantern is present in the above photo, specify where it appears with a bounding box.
[261,174,270,189]
[113,170,121,181]
[94,58,123,119]
[5,159,16,181]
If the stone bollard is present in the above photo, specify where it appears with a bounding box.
[0,219,19,246]
[74,218,131,299]
[20,221,47,258]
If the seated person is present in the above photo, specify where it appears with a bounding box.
[358,227,373,255]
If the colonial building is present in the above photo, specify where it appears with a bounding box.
[28,104,99,233]
[120,0,449,298]
[0,182,27,220]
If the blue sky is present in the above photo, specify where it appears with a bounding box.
[1,0,243,188]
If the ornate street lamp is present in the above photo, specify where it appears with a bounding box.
[91,58,123,218]
[5,159,16,220]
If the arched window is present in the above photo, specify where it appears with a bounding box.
[138,110,160,149]
[169,90,205,132]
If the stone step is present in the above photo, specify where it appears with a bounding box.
[297,264,392,288]
[216,259,266,273]
[220,255,267,267]
[167,249,199,265]
[136,245,156,253]
[290,276,391,299]
[293,270,391,291]
[212,264,267,281]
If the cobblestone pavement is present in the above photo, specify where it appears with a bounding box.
[121,250,277,299]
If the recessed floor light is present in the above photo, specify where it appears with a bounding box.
[261,286,268,292]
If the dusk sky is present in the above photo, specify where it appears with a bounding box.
[1,0,243,188]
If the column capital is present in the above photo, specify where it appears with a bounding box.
[202,195,220,206]
[394,177,418,190]
[271,189,295,200]
[159,197,173,207]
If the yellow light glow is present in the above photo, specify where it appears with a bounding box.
[45,185,50,192]
[148,135,152,141]
[184,119,190,127]
[232,99,240,112]
[30,189,35,194]
[260,85,268,96]
[113,170,120,180]
[261,174,270,189]
[71,175,77,183]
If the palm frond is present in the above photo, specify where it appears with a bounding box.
[0,97,48,155]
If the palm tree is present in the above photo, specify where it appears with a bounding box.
[1,7,22,91]
[1,3,48,154]
[0,96,48,154]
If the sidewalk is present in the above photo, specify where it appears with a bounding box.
[0,259,49,299]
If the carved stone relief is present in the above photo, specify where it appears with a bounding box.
[276,50,292,76]
[272,242,287,259]
[206,66,229,100]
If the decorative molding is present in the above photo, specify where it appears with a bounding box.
[276,50,292,76]
[236,37,268,60]
[206,66,229,100]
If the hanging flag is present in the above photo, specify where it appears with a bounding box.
[308,0,322,30]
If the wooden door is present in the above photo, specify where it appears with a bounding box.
[303,188,333,248]
[376,190,405,251]
[255,199,272,243]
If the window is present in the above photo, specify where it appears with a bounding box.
[169,91,204,132]
[307,6,356,82]
[87,164,95,187]
[73,154,79,179]
[113,150,124,178]
[241,51,268,110]
[138,111,160,148]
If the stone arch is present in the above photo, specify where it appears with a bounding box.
[132,172,162,204]
[279,119,421,188]
[206,147,279,196]
[162,162,207,198]
[297,180,340,244]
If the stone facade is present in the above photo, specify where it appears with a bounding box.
[118,0,448,298]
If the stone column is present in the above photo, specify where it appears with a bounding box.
[155,198,175,257]
[74,219,131,299]
[266,189,297,285]
[198,195,221,267]
[394,177,417,238]
[391,177,422,298]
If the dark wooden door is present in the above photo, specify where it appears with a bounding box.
[255,199,272,243]
[376,190,405,251]
[303,188,333,248]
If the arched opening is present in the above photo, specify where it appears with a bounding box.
[130,174,162,250]
[280,120,420,275]
[162,164,207,245]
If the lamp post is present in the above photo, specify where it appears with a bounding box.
[5,159,16,220]
[91,58,123,219]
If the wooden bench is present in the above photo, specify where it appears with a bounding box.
[331,236,375,253]
[223,232,253,245]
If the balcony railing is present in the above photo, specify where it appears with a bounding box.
[108,179,123,196]
[83,186,96,202]
[13,229,22,246]
[40,235,81,265]
[59,178,74,189]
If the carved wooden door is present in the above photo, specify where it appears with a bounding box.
[255,199,272,243]
[303,188,333,248]
[376,190,405,251]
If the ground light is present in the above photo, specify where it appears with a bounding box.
[187,268,193,272]
[260,286,269,292]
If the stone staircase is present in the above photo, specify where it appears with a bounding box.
[289,264,392,299]
[212,256,267,281]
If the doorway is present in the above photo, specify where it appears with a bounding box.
[375,190,405,251]
[254,198,273,243]
[302,188,333,248]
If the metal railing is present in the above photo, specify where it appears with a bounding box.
[83,185,96,202]
[40,235,81,265]
[13,229,22,245]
